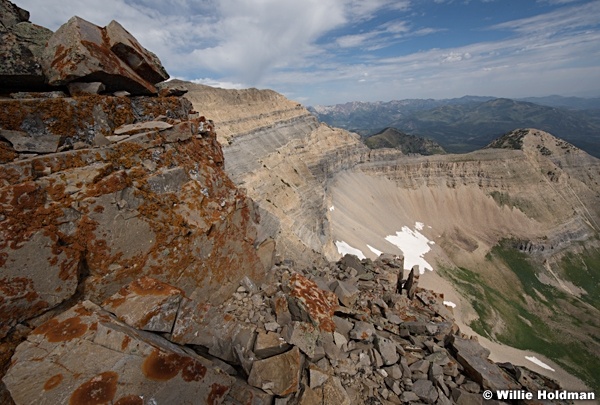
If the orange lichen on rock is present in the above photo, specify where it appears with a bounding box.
[32,316,88,342]
[43,374,64,391]
[141,349,206,382]
[128,276,183,296]
[207,383,229,405]
[68,371,118,405]
[114,395,144,405]
[288,273,338,332]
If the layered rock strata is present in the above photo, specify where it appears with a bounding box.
[164,81,401,266]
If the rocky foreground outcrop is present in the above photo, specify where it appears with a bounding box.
[0,0,53,91]
[3,253,566,404]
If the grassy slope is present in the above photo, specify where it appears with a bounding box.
[440,242,600,392]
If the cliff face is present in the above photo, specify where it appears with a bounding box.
[170,80,378,265]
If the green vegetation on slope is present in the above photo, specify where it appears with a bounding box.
[440,241,600,392]
[561,247,600,309]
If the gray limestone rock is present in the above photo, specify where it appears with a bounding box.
[147,167,189,194]
[248,347,302,396]
[412,379,439,404]
[383,364,403,379]
[400,391,420,402]
[0,230,78,339]
[333,316,353,338]
[374,334,400,366]
[339,254,365,274]
[254,331,291,359]
[309,364,330,389]
[114,120,173,135]
[227,378,274,405]
[332,279,360,307]
[41,16,159,94]
[0,3,53,91]
[403,266,417,299]
[102,276,183,333]
[410,359,431,374]
[349,321,376,342]
[281,321,319,358]
[321,376,351,405]
[450,336,520,391]
[0,129,59,153]
[451,388,483,405]
[105,20,169,84]
[272,291,293,326]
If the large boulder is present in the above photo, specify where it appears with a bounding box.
[0,0,53,92]
[41,16,168,95]
[105,20,169,84]
[450,336,521,391]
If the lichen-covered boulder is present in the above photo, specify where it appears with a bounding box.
[41,16,166,95]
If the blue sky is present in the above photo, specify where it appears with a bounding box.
[18,0,600,105]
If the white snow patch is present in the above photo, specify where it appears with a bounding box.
[367,244,383,256]
[335,240,366,260]
[329,205,335,212]
[525,356,555,372]
[385,224,433,273]
[415,222,425,231]
[443,301,457,308]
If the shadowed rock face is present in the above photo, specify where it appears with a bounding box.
[0,0,53,91]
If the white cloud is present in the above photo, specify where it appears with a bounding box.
[336,32,378,48]
[189,78,246,90]
[441,52,472,63]
[14,0,600,105]
[492,1,600,34]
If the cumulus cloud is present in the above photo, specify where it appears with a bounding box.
[441,52,472,63]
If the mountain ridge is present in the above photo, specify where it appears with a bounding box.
[310,95,600,158]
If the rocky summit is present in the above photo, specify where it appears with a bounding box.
[0,1,592,404]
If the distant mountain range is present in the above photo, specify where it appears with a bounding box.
[309,95,600,158]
